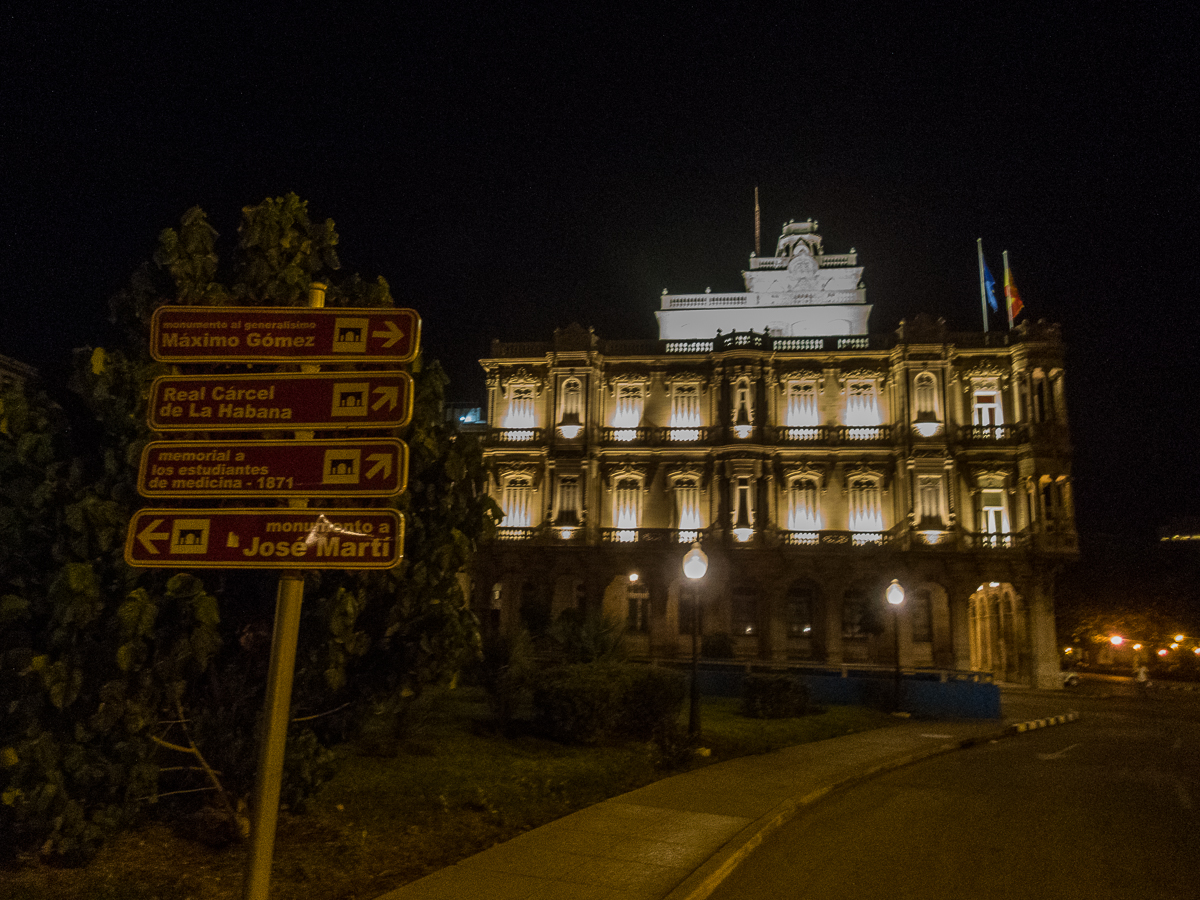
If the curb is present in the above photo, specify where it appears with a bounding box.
[665,712,1081,900]
[1008,711,1079,732]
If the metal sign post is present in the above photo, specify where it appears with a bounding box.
[127,288,419,900]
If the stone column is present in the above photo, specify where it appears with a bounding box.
[1027,576,1063,689]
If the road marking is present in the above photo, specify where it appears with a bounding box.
[921,734,953,739]
[1037,743,1081,760]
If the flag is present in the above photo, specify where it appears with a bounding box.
[982,258,999,312]
[1004,258,1024,324]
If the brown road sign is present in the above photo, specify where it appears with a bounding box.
[150,306,421,363]
[125,508,404,569]
[148,371,413,431]
[138,439,408,498]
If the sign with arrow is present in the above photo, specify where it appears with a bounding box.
[125,508,405,569]
[150,306,421,363]
[149,371,413,431]
[138,438,408,498]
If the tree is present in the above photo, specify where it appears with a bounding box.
[1,194,498,861]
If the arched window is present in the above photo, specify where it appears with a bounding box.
[787,478,822,532]
[848,478,883,533]
[786,381,820,427]
[558,378,582,433]
[613,477,642,535]
[554,476,580,526]
[914,373,938,419]
[669,382,701,429]
[502,477,533,527]
[613,384,644,429]
[845,379,881,426]
[504,385,537,429]
[786,582,816,637]
[673,477,701,541]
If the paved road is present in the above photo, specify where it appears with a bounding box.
[708,691,1200,900]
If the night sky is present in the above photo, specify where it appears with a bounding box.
[3,5,1196,543]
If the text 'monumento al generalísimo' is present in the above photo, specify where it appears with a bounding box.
[150,306,421,364]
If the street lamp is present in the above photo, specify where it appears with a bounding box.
[683,542,709,737]
[886,579,905,711]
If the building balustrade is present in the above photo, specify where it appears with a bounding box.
[489,523,1076,556]
[962,424,1025,442]
[485,427,545,445]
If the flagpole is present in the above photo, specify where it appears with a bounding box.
[1003,250,1013,329]
[754,187,761,258]
[976,238,989,332]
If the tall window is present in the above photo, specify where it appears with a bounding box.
[554,476,580,526]
[972,390,1003,427]
[786,582,815,637]
[504,385,536,429]
[669,383,701,429]
[848,478,883,534]
[502,477,533,527]
[787,477,822,532]
[614,477,641,536]
[627,583,649,633]
[842,589,869,638]
[844,380,881,426]
[613,384,644,429]
[732,588,757,636]
[917,476,943,526]
[733,380,753,437]
[558,378,582,435]
[733,476,754,539]
[674,478,701,541]
[914,373,938,419]
[980,488,1008,544]
[786,381,820,427]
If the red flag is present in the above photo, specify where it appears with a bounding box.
[1003,255,1024,326]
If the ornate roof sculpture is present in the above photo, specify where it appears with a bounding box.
[656,219,870,340]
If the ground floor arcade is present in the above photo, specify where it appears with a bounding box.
[473,543,1065,689]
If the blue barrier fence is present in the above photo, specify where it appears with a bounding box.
[693,666,1001,719]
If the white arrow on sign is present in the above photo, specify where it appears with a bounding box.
[372,321,406,348]
[365,453,393,479]
[372,385,399,411]
[137,519,169,554]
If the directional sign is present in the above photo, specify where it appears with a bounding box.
[138,439,408,498]
[125,508,404,569]
[150,306,421,363]
[148,371,413,431]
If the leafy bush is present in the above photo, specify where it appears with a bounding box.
[618,666,687,744]
[532,665,624,744]
[475,629,535,730]
[741,673,810,718]
[701,632,735,659]
[548,610,626,663]
[531,664,687,747]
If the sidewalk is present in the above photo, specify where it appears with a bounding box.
[376,691,1080,900]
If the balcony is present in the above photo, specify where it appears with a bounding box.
[962,424,1026,443]
[485,428,545,446]
[770,425,893,445]
[600,528,691,544]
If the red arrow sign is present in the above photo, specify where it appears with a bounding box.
[149,372,413,431]
[150,307,421,363]
[125,508,404,569]
[138,439,408,498]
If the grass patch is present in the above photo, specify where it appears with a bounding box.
[0,687,897,900]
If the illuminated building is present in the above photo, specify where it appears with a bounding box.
[474,219,1077,688]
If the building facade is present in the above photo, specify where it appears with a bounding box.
[474,220,1077,688]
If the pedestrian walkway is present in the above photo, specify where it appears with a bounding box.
[376,691,1080,900]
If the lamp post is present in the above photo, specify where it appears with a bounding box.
[886,579,905,711]
[683,542,709,737]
